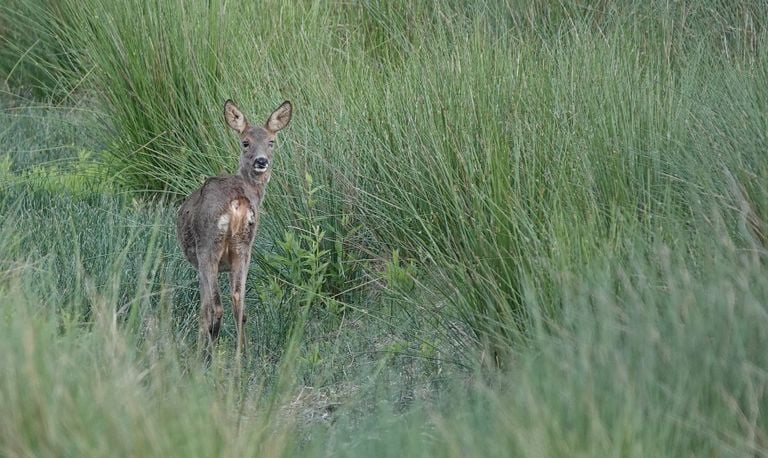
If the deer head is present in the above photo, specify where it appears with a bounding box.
[224,99,292,183]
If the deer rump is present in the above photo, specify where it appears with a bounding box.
[177,179,258,273]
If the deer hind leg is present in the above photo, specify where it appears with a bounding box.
[198,249,225,359]
[229,246,250,358]
[227,199,254,358]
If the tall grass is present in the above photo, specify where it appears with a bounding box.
[1,184,766,456]
[43,0,767,357]
[0,0,82,100]
[1,1,767,454]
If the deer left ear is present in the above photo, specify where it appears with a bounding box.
[265,101,292,132]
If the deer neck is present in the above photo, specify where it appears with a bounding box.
[237,168,270,205]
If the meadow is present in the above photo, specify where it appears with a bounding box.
[1,1,767,456]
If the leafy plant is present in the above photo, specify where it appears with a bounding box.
[267,226,331,310]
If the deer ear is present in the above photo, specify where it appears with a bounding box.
[265,101,292,132]
[224,100,248,134]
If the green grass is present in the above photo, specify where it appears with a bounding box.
[1,0,767,456]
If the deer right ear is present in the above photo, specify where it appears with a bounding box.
[224,100,248,134]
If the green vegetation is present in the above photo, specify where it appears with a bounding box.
[1,1,767,456]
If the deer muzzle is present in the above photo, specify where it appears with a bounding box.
[253,157,269,172]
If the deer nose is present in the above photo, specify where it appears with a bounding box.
[254,157,269,169]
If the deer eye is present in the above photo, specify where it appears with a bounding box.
[268,140,275,148]
[242,140,250,148]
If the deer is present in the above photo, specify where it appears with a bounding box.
[176,99,292,359]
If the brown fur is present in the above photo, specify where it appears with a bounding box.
[176,99,292,360]
[229,197,250,235]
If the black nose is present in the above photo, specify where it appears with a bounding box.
[254,157,268,168]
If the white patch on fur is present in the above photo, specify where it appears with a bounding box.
[217,213,230,231]
[247,209,255,225]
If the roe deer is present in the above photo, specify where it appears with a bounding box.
[177,99,292,359]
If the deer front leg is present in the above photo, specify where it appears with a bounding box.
[229,247,250,358]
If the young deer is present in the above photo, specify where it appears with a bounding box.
[177,99,292,358]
